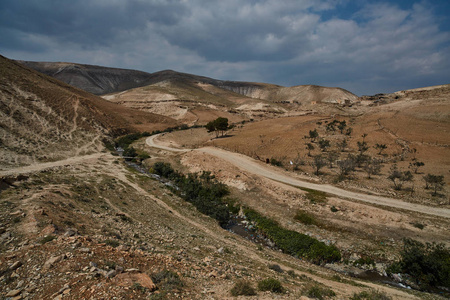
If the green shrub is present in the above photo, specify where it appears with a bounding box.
[387,238,450,290]
[153,162,178,179]
[350,290,392,300]
[301,188,328,203]
[230,280,257,296]
[123,146,137,159]
[287,270,297,278]
[353,257,375,267]
[244,207,341,264]
[223,198,241,215]
[268,264,283,273]
[270,158,283,167]
[258,278,283,293]
[411,222,425,230]
[306,285,336,299]
[151,269,183,291]
[294,210,318,225]
[154,164,231,226]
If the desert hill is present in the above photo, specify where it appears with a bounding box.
[17,60,156,95]
[102,70,360,124]
[0,55,177,169]
[20,61,360,124]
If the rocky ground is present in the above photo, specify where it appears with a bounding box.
[2,152,441,299]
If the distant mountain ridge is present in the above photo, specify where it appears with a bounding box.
[17,61,155,95]
[17,61,358,105]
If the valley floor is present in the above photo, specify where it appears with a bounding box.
[0,140,448,299]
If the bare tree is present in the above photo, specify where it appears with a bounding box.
[409,159,425,174]
[305,143,315,156]
[388,164,413,190]
[337,139,348,152]
[311,155,327,176]
[374,143,387,155]
[326,151,339,168]
[337,155,356,177]
[363,157,382,179]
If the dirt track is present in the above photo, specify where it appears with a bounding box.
[146,134,450,219]
[0,153,105,177]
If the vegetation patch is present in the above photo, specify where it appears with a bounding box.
[410,222,425,230]
[270,157,283,167]
[300,187,328,203]
[350,290,391,300]
[152,163,231,226]
[243,207,341,264]
[294,210,318,225]
[257,278,284,293]
[305,285,336,299]
[151,269,183,292]
[230,280,257,296]
[268,264,283,273]
[387,238,450,291]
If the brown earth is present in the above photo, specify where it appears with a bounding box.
[0,55,178,170]
[2,54,449,299]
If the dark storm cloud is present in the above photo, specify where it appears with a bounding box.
[0,0,185,47]
[0,0,449,95]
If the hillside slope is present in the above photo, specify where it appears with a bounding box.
[17,61,155,95]
[0,56,177,169]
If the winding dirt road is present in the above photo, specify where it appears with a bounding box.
[146,134,450,219]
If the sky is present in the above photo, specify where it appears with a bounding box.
[0,0,449,95]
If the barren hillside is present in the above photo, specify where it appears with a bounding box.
[17,61,156,95]
[22,61,361,124]
[0,56,177,169]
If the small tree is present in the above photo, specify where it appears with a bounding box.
[326,151,339,168]
[214,117,229,137]
[308,129,319,142]
[205,121,215,133]
[363,158,382,179]
[423,174,432,189]
[326,121,337,133]
[337,155,356,177]
[374,143,387,155]
[337,139,348,152]
[206,117,229,137]
[425,174,445,196]
[345,127,353,136]
[337,120,347,134]
[357,140,369,155]
[311,155,327,176]
[318,139,331,152]
[388,165,413,190]
[305,143,315,156]
[409,159,425,174]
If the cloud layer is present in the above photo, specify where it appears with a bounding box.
[1,0,449,95]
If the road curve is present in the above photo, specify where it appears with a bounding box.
[146,134,450,219]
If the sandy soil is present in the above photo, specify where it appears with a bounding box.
[146,134,450,219]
